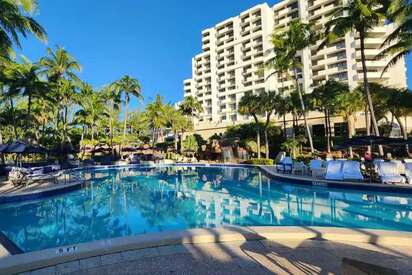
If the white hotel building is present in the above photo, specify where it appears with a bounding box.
[183,1,407,139]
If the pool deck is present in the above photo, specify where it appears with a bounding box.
[1,226,412,274]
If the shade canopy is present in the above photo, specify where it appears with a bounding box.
[343,136,405,147]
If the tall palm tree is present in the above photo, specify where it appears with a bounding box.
[322,0,385,142]
[257,91,278,158]
[40,47,81,144]
[334,89,364,157]
[377,0,412,72]
[310,80,347,152]
[113,75,142,145]
[238,93,262,158]
[144,95,167,146]
[3,58,49,118]
[74,84,107,143]
[271,20,317,153]
[102,84,122,151]
[164,105,192,152]
[0,0,47,58]
[179,96,203,120]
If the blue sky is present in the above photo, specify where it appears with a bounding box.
[21,0,411,110]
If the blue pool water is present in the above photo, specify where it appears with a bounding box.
[0,165,412,252]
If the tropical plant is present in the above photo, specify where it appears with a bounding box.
[257,90,278,158]
[144,95,167,146]
[322,0,385,143]
[102,84,122,150]
[182,135,199,153]
[113,75,142,144]
[378,0,412,72]
[271,20,318,153]
[179,96,203,120]
[0,0,47,58]
[334,88,364,157]
[238,93,262,158]
[310,80,348,152]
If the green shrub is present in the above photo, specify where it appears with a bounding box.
[244,158,274,165]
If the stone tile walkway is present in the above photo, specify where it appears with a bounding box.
[22,239,412,275]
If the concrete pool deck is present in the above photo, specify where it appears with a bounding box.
[1,226,412,274]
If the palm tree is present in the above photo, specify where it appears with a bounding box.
[102,84,122,151]
[144,95,167,146]
[179,96,203,121]
[334,89,364,157]
[257,91,278,158]
[311,80,347,152]
[113,75,142,145]
[74,84,107,143]
[164,105,192,152]
[322,0,385,142]
[238,93,262,158]
[40,47,81,144]
[40,47,81,82]
[0,0,47,58]
[377,0,412,72]
[3,58,49,118]
[271,20,317,153]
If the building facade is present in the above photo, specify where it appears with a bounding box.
[183,1,407,139]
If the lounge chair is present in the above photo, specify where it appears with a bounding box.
[325,160,344,181]
[276,156,293,173]
[8,167,61,187]
[404,163,412,184]
[292,161,307,175]
[390,160,405,174]
[310,159,325,178]
[376,162,406,184]
[342,161,364,181]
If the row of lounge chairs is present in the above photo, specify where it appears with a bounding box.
[276,153,412,184]
[7,165,61,187]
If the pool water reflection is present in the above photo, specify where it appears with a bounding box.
[0,165,411,252]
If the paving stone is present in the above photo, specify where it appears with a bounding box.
[55,260,80,274]
[79,256,101,269]
[156,244,189,256]
[30,266,56,275]
[100,252,122,265]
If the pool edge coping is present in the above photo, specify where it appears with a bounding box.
[1,226,412,274]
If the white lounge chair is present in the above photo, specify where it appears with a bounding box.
[325,160,344,181]
[293,161,307,175]
[404,163,412,184]
[310,159,325,178]
[390,160,405,174]
[376,162,406,184]
[276,157,293,173]
[342,161,364,181]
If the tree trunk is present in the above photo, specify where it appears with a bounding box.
[283,114,287,139]
[253,115,261,158]
[174,130,178,151]
[360,31,383,156]
[324,109,330,153]
[123,95,129,145]
[109,99,114,155]
[347,114,355,158]
[264,129,269,159]
[396,115,409,155]
[294,68,314,153]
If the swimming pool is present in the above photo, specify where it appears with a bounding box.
[1,165,411,252]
